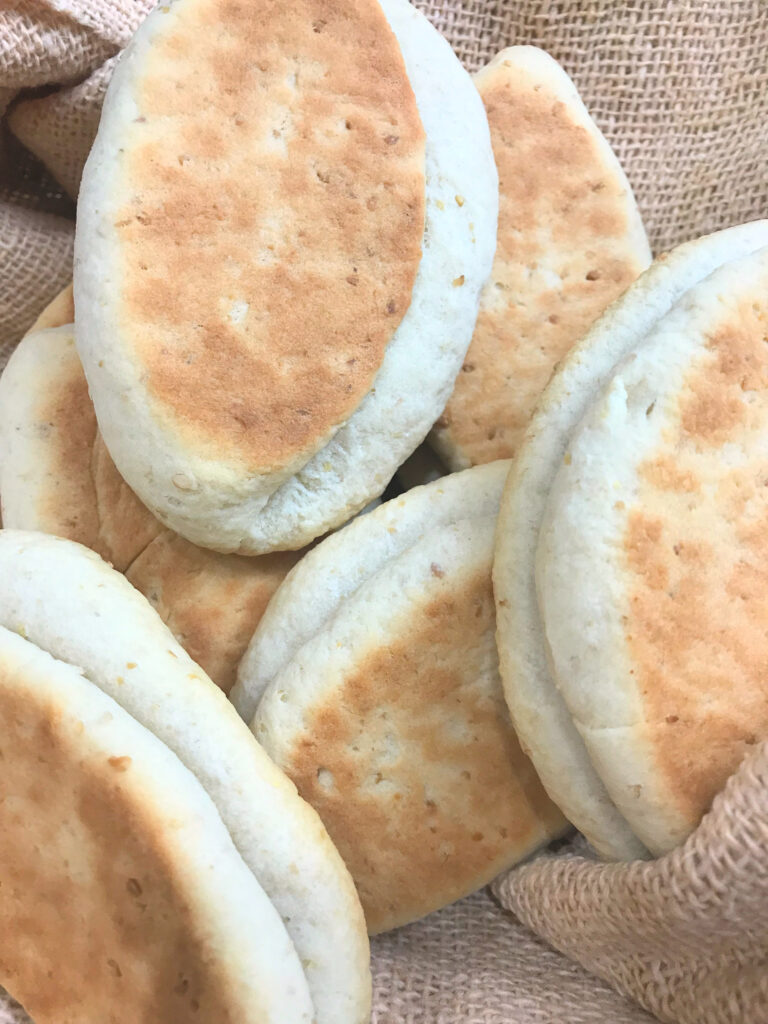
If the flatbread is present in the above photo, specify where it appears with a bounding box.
[0,325,302,693]
[240,465,566,932]
[431,46,650,469]
[75,0,498,554]
[1,282,74,536]
[537,244,768,855]
[0,625,311,1023]
[494,219,768,860]
[233,461,513,722]
[0,531,370,1024]
[126,532,301,693]
[0,324,162,571]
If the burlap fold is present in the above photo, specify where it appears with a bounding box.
[496,741,768,1024]
[0,200,73,360]
[0,2,767,1022]
[0,2,116,88]
[8,57,116,199]
[370,889,656,1023]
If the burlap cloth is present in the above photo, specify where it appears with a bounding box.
[0,2,767,1022]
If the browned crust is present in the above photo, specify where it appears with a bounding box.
[280,570,565,932]
[126,532,301,693]
[38,360,102,549]
[624,292,768,828]
[0,673,245,1022]
[116,0,425,470]
[434,56,644,465]
[89,434,163,570]
[25,339,293,682]
[35,346,162,571]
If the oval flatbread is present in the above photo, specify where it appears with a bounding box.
[494,219,768,859]
[0,530,370,1024]
[0,324,162,571]
[75,0,498,553]
[238,465,566,932]
[431,46,650,469]
[537,243,768,855]
[0,324,302,694]
[0,625,311,1023]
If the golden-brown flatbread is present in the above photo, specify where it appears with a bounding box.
[537,242,768,855]
[126,532,301,694]
[494,220,768,862]
[75,0,499,553]
[113,0,424,473]
[431,47,651,468]
[0,530,371,1024]
[0,323,161,571]
[246,464,567,932]
[0,325,299,692]
[0,624,312,1023]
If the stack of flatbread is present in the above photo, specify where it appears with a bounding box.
[1,0,766,1020]
[495,219,768,859]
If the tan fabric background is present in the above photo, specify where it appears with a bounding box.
[0,2,767,1023]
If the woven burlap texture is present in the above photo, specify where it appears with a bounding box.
[496,742,768,1024]
[0,2,767,1023]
